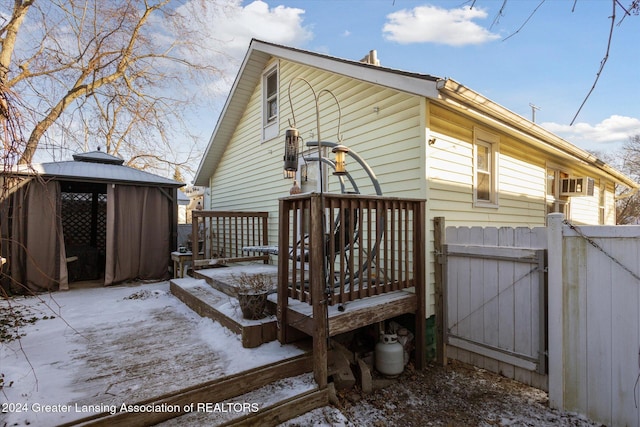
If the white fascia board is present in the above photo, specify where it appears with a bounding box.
[437,79,638,189]
[254,41,440,99]
[193,46,270,186]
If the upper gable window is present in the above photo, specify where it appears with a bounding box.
[474,128,499,207]
[262,65,279,141]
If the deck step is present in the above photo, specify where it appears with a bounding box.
[158,373,328,426]
[191,264,279,297]
[64,354,321,426]
[170,278,277,348]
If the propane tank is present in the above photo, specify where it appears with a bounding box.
[375,333,404,377]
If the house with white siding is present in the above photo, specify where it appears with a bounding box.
[193,39,637,317]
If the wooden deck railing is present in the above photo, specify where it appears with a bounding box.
[277,192,426,386]
[277,193,426,307]
[191,210,269,268]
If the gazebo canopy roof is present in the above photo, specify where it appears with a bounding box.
[11,150,183,188]
[71,150,125,165]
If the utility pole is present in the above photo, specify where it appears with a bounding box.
[529,103,541,123]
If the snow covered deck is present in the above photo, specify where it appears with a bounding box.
[172,262,417,352]
[189,194,426,388]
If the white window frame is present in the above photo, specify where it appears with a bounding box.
[473,128,499,208]
[546,163,571,219]
[262,64,279,142]
[598,181,606,224]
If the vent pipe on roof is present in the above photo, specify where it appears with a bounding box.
[360,50,380,66]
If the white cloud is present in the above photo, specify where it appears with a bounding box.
[382,5,500,46]
[212,0,312,56]
[174,0,312,96]
[177,0,312,64]
[541,115,640,146]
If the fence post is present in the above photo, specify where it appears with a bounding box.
[433,216,447,366]
[413,200,426,370]
[547,212,564,410]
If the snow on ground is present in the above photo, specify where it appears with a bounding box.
[1,280,304,426]
[2,279,600,427]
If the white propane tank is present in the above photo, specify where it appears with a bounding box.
[375,333,404,377]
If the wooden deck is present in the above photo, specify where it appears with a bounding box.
[182,192,426,389]
[278,193,426,386]
[172,263,418,353]
[62,354,323,426]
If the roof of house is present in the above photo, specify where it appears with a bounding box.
[194,39,637,190]
[10,150,184,188]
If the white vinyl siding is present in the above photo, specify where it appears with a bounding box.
[569,184,603,225]
[211,60,424,248]
[427,103,546,227]
[205,58,621,321]
[281,60,423,199]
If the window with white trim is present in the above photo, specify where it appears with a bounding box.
[262,65,278,141]
[474,129,499,207]
[598,181,605,224]
[546,165,570,218]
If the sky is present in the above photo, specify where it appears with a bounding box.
[186,0,640,163]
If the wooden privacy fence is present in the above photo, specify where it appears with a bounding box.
[439,213,640,426]
[436,217,548,390]
[191,211,269,268]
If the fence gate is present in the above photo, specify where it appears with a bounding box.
[442,226,547,376]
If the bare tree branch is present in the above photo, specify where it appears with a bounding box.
[1,0,220,175]
[490,0,508,30]
[502,0,546,42]
[570,0,616,125]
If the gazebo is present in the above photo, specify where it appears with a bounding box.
[1,150,184,293]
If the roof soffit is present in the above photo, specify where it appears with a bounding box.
[437,78,638,189]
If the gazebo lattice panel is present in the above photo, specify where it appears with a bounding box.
[61,192,107,251]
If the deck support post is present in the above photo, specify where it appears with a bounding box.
[309,194,328,388]
[277,199,290,344]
